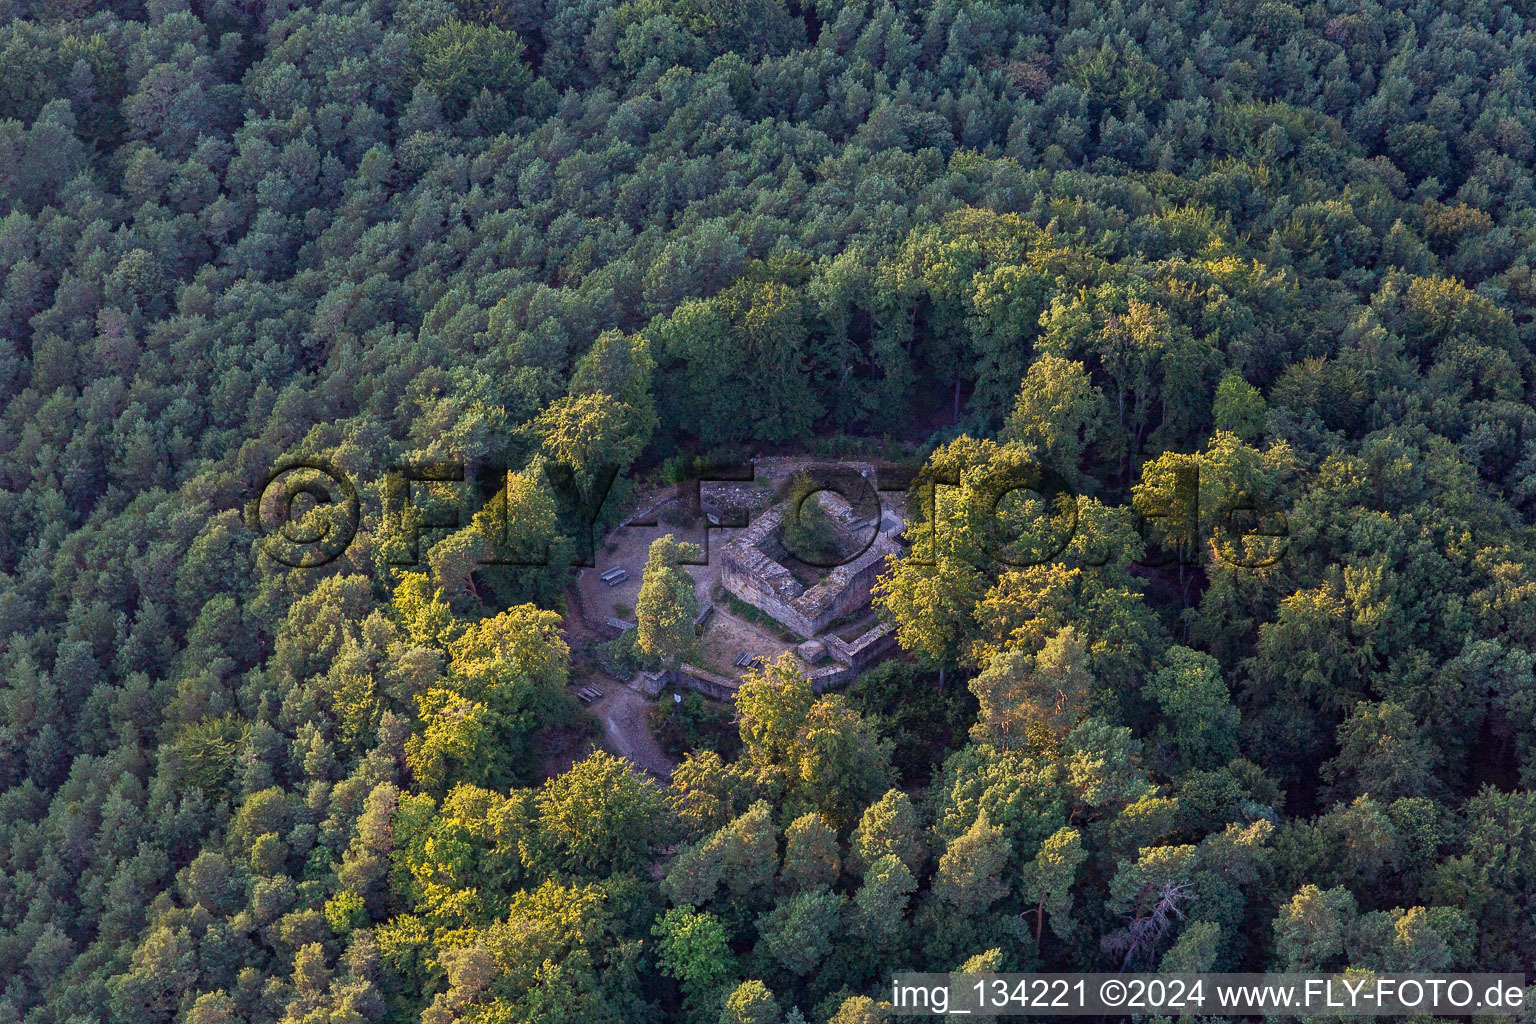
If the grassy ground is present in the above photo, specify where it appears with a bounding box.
[712,582,801,643]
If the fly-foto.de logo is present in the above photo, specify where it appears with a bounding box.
[246,455,1288,571]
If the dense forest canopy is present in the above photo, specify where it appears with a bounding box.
[2,0,1536,1020]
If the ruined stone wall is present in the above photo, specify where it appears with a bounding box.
[663,663,740,701]
[721,555,817,640]
[793,539,896,634]
[720,491,902,640]
[807,664,856,692]
[824,621,897,670]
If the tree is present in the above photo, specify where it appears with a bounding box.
[393,572,461,651]
[421,879,633,1023]
[1273,885,1358,971]
[969,261,1052,418]
[663,801,778,909]
[535,751,675,875]
[1143,646,1241,772]
[473,462,575,606]
[662,839,727,911]
[1239,582,1371,784]
[753,885,843,977]
[1212,373,1266,441]
[1105,845,1198,968]
[876,436,1086,683]
[719,980,780,1024]
[451,603,570,698]
[651,280,822,445]
[177,851,240,917]
[930,810,1010,915]
[107,924,198,1024]
[185,992,239,1024]
[1321,701,1442,802]
[732,659,896,826]
[849,855,916,949]
[1040,289,1172,476]
[969,628,1094,752]
[827,996,894,1024]
[850,789,928,876]
[670,749,751,840]
[533,391,631,475]
[1350,905,1472,972]
[792,695,897,826]
[653,906,736,1009]
[780,812,840,893]
[735,655,815,768]
[1065,718,1155,811]
[1160,920,1222,972]
[405,688,492,795]
[636,534,702,668]
[1020,826,1086,943]
[1003,355,1104,480]
[413,20,533,120]
[572,330,659,439]
[400,602,575,790]
[1134,432,1294,581]
[872,553,986,685]
[781,474,843,565]
[871,439,1001,682]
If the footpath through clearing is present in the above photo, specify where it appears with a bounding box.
[591,682,676,781]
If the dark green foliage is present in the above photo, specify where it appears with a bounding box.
[1,0,1536,1020]
[412,19,533,121]
[651,688,741,760]
[780,473,842,565]
[846,659,975,785]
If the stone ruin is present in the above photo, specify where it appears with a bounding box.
[720,485,904,678]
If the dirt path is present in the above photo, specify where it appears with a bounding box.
[592,683,676,781]
[561,588,675,783]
